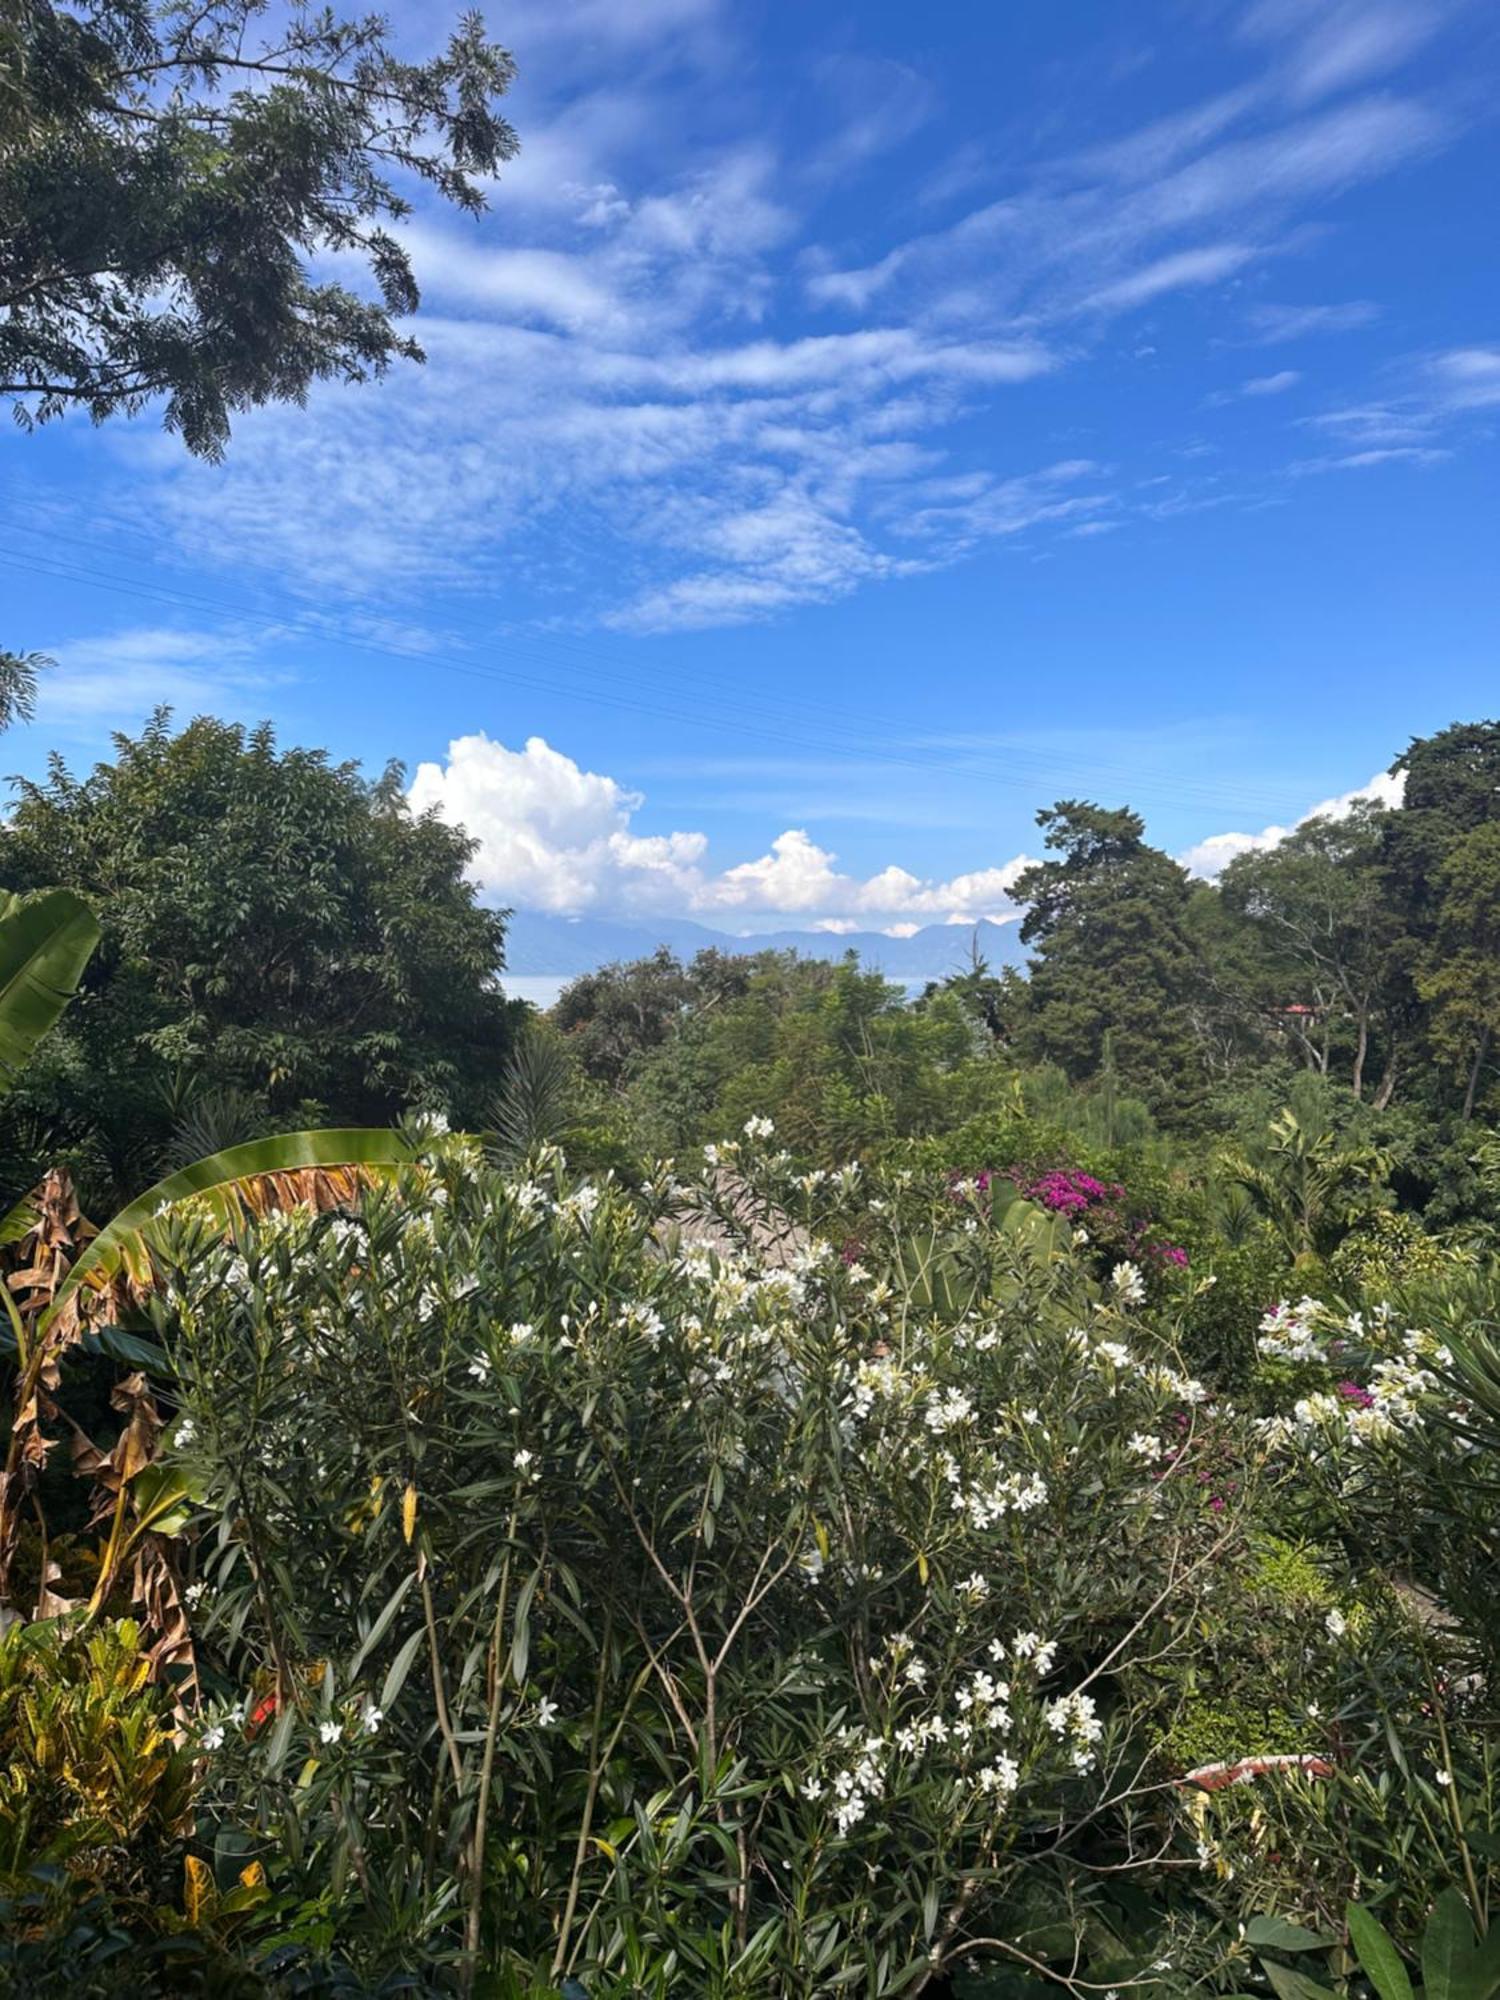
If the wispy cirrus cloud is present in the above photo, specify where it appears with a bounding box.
[30,626,291,735]
[1245,298,1382,341]
[119,0,1476,635]
[1289,341,1499,470]
[1239,0,1452,105]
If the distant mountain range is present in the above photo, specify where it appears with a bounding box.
[502,910,1028,993]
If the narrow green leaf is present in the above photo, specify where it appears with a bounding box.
[1347,1902,1415,2000]
[347,1572,417,1684]
[1246,1917,1339,1953]
[380,1625,427,1710]
[1425,1891,1481,2000]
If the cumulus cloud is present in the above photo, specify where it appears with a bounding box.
[408,733,1033,925]
[1179,768,1406,878]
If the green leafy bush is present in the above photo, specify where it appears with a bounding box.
[149,1131,1281,1994]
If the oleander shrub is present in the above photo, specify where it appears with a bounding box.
[145,1129,1295,1996]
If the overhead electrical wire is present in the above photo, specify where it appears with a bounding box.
[1,504,1319,824]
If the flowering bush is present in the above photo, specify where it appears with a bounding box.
[142,1130,1288,1994]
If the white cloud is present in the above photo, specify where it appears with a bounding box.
[808,90,1446,333]
[1289,444,1450,473]
[1428,345,1500,411]
[117,0,1464,637]
[30,626,287,733]
[408,732,1033,924]
[1243,368,1302,395]
[1246,299,1381,341]
[1288,340,1499,472]
[1240,0,1448,105]
[1180,767,1406,878]
[1083,244,1260,314]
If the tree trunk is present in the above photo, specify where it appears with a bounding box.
[1351,1011,1369,1100]
[1462,1025,1492,1122]
[1372,1048,1399,1111]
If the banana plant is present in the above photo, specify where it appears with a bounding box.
[0,889,423,1621]
[0,889,100,1098]
[0,1129,418,1618]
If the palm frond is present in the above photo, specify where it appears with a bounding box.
[488,1028,576,1161]
[42,1128,416,1341]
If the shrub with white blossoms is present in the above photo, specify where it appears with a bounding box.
[150,1134,1264,1995]
[1252,1294,1468,1456]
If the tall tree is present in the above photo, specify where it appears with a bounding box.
[2,0,517,458]
[1011,801,1204,1110]
[1419,822,1500,1120]
[0,713,515,1198]
[1383,720,1500,1109]
[1219,801,1400,1101]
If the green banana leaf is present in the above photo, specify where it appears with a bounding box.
[43,1127,417,1335]
[0,889,100,1094]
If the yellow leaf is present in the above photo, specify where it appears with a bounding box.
[916,1550,929,1584]
[183,1852,214,1926]
[590,1836,619,1861]
[813,1520,829,1561]
[402,1482,418,1544]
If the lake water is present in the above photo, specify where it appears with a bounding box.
[504,972,930,1011]
[504,975,570,1009]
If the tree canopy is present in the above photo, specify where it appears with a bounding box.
[0,713,516,1200]
[1,0,518,456]
[1011,801,1205,1108]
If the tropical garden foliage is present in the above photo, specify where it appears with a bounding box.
[3,10,1500,1984]
[0,709,1495,1996]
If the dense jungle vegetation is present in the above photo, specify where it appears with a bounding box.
[0,707,1499,2000]
[5,2,1500,1993]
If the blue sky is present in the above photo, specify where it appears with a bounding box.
[4,0,1497,934]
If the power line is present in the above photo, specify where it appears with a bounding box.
[2,509,1316,822]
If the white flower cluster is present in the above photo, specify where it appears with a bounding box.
[1110,1261,1147,1307]
[1044,1688,1104,1771]
[1074,1326,1209,1408]
[1258,1312,1459,1452]
[925,1386,976,1434]
[805,1733,886,1835]
[1256,1297,1331,1365]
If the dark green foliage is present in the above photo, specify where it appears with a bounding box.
[0,714,517,1204]
[1011,802,1207,1114]
[1176,1234,1286,1391]
[1,0,518,458]
[0,651,46,733]
[1220,800,1402,1103]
